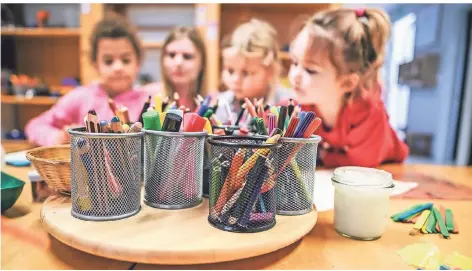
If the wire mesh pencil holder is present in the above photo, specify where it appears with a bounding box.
[207,136,280,233]
[275,136,321,216]
[143,130,206,209]
[68,127,144,221]
[202,135,214,198]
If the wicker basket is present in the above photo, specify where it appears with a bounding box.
[26,145,71,193]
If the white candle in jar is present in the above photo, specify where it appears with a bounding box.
[332,167,394,240]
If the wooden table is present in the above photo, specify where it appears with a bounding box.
[2,159,471,269]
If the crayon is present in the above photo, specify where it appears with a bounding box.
[110,116,124,133]
[99,120,110,133]
[122,123,130,133]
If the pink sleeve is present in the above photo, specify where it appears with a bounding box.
[25,89,83,146]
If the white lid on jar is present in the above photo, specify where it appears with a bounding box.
[332,166,394,188]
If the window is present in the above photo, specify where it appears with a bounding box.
[385,13,416,140]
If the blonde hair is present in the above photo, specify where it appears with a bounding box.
[303,8,391,100]
[222,19,281,90]
[161,27,207,98]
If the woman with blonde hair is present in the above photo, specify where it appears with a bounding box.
[144,26,206,111]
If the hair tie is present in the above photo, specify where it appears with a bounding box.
[355,8,366,18]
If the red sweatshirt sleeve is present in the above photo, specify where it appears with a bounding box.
[25,89,83,146]
[321,104,409,168]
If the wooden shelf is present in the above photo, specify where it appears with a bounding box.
[1,95,59,106]
[143,41,163,49]
[1,27,80,37]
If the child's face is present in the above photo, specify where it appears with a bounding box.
[163,38,202,87]
[221,50,272,101]
[288,29,345,105]
[95,37,139,95]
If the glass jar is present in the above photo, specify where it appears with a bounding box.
[331,166,394,240]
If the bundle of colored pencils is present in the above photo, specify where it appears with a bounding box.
[391,203,459,239]
[209,133,282,230]
[76,110,142,214]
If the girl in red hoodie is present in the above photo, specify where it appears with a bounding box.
[287,8,409,168]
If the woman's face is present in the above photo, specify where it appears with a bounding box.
[221,49,272,100]
[95,37,139,95]
[163,37,202,87]
[288,29,344,105]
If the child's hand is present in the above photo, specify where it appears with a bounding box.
[59,124,82,144]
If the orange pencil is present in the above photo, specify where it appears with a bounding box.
[235,134,280,180]
[213,149,246,214]
[303,117,322,138]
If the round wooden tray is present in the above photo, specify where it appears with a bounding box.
[41,195,318,265]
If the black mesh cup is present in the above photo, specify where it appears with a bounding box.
[274,136,321,215]
[143,130,206,209]
[69,127,144,221]
[207,136,280,233]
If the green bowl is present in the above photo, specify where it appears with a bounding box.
[1,171,25,213]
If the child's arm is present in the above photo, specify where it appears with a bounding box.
[322,108,409,168]
[25,90,83,146]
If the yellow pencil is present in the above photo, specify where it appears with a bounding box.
[236,134,280,179]
[154,94,163,113]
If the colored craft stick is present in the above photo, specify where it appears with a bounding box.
[391,204,427,221]
[426,210,437,233]
[432,207,450,239]
[445,209,457,233]
[436,205,447,232]
[421,212,432,233]
[392,203,433,222]
[410,210,431,235]
[406,211,423,223]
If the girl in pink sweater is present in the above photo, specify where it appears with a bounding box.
[26,15,153,146]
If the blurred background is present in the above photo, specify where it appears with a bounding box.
[1,3,471,166]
